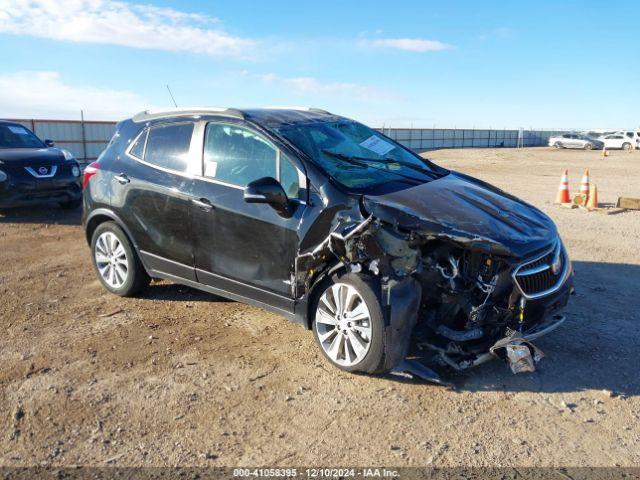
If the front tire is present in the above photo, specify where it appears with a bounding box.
[311,272,387,374]
[91,221,149,296]
[553,142,563,148]
[622,142,632,151]
[584,143,593,150]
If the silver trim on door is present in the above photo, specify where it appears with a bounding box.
[122,119,309,199]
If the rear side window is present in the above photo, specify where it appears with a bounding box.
[144,123,194,172]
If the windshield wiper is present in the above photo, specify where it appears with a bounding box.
[319,150,369,169]
[320,149,430,186]
[380,157,439,177]
[320,149,438,179]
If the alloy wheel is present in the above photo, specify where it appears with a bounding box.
[95,231,129,289]
[315,283,372,366]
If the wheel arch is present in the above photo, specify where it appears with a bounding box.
[84,208,149,273]
[304,261,348,330]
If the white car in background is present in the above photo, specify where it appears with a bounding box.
[548,133,604,150]
[602,132,637,150]
[617,131,639,149]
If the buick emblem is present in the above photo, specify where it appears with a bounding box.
[38,166,48,175]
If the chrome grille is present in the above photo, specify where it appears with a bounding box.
[513,240,566,299]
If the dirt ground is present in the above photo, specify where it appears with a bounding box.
[1,147,639,468]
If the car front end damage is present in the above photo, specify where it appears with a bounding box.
[294,173,574,376]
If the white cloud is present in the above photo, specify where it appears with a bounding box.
[0,0,255,58]
[0,71,151,120]
[364,37,453,52]
[257,73,396,101]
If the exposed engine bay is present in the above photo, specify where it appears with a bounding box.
[294,209,572,377]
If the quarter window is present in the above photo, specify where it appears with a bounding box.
[143,123,194,172]
[204,123,277,186]
[129,130,147,159]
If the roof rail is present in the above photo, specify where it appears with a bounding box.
[132,107,245,123]
[261,106,332,115]
[307,107,332,115]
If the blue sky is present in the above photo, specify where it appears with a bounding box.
[0,0,638,127]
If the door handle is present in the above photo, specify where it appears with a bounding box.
[114,173,130,185]
[191,197,214,212]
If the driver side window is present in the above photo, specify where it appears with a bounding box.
[204,123,277,186]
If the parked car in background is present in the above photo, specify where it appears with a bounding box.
[0,120,83,210]
[83,107,573,375]
[613,131,639,150]
[548,133,604,150]
[602,133,636,150]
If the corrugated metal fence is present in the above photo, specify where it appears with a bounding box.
[5,118,566,165]
[7,118,117,165]
[378,128,567,152]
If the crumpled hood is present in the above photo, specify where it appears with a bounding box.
[362,172,557,258]
[0,148,66,165]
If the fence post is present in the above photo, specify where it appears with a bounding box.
[80,110,87,163]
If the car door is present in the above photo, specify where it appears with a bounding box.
[604,135,622,149]
[110,121,198,281]
[569,134,582,148]
[189,120,307,314]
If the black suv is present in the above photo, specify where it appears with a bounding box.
[0,120,83,210]
[83,108,573,375]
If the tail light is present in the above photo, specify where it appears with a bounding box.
[82,161,99,189]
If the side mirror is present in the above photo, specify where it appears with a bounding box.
[44,139,55,147]
[244,177,292,218]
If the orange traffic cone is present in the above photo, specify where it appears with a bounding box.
[579,169,590,202]
[555,169,571,204]
[586,185,598,209]
[602,146,609,158]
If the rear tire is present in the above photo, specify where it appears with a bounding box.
[311,272,387,374]
[622,142,632,151]
[584,143,593,150]
[91,221,149,296]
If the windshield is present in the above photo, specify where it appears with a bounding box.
[276,120,445,191]
[0,124,46,149]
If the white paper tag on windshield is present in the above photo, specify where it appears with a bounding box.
[359,135,395,156]
[8,126,29,135]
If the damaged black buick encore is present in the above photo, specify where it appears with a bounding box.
[83,108,573,375]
